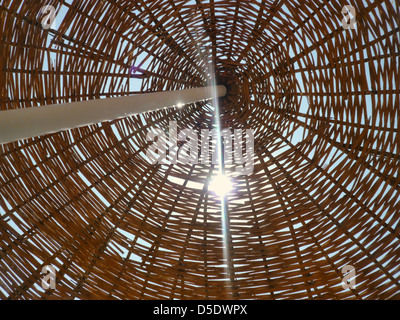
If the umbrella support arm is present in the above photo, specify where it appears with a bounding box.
[0,85,226,144]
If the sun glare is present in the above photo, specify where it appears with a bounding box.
[209,174,233,196]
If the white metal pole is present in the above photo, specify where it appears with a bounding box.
[0,85,226,144]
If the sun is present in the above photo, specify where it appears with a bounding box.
[208,174,233,196]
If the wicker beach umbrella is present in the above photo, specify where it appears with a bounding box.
[0,0,399,300]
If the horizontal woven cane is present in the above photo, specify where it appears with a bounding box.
[0,0,399,300]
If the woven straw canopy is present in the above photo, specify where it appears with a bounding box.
[1,0,399,300]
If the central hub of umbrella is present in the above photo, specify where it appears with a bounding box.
[215,66,251,128]
[214,51,300,138]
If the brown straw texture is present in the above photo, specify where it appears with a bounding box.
[0,0,399,300]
